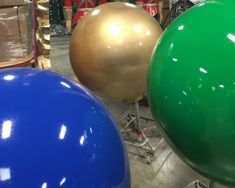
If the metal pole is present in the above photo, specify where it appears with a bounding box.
[134,101,141,130]
[32,0,39,66]
[208,181,215,188]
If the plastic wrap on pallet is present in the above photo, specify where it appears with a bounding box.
[0,5,33,63]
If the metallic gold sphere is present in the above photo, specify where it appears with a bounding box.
[70,2,163,101]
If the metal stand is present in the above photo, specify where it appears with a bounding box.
[119,101,163,164]
[185,180,215,188]
[208,181,215,188]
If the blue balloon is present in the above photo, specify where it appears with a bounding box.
[0,68,130,188]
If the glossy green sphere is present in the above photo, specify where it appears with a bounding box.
[148,0,235,185]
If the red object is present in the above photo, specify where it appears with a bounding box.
[136,0,163,17]
[64,0,72,6]
[64,0,106,24]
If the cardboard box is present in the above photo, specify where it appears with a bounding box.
[0,5,33,63]
[0,0,28,7]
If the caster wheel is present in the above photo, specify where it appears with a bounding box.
[144,153,154,164]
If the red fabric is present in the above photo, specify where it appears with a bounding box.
[99,0,106,4]
[136,0,144,3]
[73,11,86,23]
[73,0,106,9]
[73,0,107,24]
[75,0,92,8]
[64,0,72,6]
[64,0,107,24]
[144,6,158,16]
[136,0,162,16]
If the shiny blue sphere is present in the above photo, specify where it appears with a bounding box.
[0,68,130,188]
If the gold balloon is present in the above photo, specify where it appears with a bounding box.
[70,2,162,101]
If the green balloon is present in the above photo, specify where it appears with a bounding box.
[148,0,235,185]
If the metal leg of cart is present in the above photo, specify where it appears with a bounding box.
[119,101,164,164]
[208,181,215,188]
[184,180,215,188]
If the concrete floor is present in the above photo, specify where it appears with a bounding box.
[51,37,227,188]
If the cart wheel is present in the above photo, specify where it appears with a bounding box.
[144,153,154,164]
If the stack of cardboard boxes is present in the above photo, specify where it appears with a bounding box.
[0,0,34,68]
